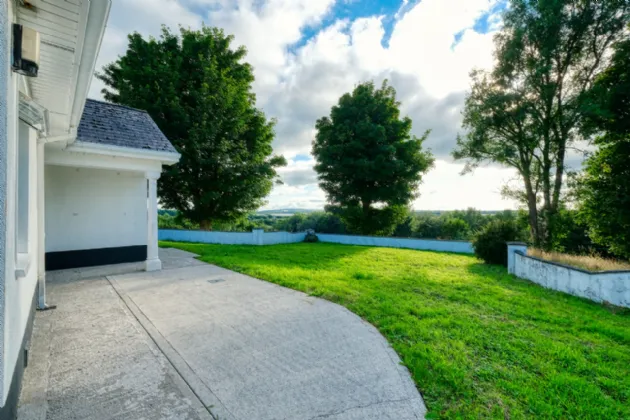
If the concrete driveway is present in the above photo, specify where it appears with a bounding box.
[19,248,426,420]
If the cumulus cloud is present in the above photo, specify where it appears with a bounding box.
[91,0,521,210]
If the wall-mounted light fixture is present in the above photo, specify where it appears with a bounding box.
[12,24,40,77]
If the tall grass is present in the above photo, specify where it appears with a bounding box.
[528,248,630,272]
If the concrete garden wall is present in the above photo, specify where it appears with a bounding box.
[159,229,474,254]
[507,243,630,308]
[158,229,306,245]
[317,234,474,254]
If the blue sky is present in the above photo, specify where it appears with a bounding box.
[92,0,522,211]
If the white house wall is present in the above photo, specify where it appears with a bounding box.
[3,122,39,410]
[44,166,148,269]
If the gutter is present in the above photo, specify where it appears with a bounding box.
[66,141,181,165]
[67,0,112,141]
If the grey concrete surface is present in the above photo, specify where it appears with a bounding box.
[109,248,426,420]
[18,265,211,420]
[19,248,426,420]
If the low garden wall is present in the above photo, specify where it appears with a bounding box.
[507,243,630,308]
[317,234,474,254]
[158,229,306,245]
[159,229,474,253]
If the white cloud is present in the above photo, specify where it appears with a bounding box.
[91,0,517,210]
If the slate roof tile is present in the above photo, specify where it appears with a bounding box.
[77,99,177,154]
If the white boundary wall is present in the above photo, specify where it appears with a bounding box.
[318,234,474,253]
[507,243,630,308]
[159,229,306,245]
[159,229,474,253]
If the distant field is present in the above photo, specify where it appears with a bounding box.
[161,241,630,419]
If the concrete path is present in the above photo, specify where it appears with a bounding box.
[19,248,426,420]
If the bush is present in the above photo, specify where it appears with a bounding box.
[473,220,524,266]
[304,230,319,243]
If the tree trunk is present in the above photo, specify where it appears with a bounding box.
[523,175,540,247]
[200,220,213,231]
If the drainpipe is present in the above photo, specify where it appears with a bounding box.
[36,141,53,310]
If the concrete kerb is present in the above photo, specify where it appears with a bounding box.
[107,275,235,420]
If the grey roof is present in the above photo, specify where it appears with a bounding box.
[77,99,178,154]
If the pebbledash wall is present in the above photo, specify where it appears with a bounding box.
[44,166,148,270]
[159,229,474,254]
[507,243,630,308]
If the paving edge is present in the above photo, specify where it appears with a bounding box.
[107,276,236,420]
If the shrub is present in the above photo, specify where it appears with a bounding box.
[440,217,470,240]
[304,230,319,243]
[473,220,524,266]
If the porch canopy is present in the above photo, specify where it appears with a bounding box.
[44,100,179,272]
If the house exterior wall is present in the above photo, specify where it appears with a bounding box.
[0,0,8,409]
[1,1,41,415]
[44,166,148,270]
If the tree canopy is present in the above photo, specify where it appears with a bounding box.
[453,0,630,248]
[312,80,434,235]
[574,38,630,259]
[98,26,286,229]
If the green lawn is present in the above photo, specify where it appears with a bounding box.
[161,241,630,419]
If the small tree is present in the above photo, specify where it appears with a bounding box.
[98,27,286,229]
[312,81,434,235]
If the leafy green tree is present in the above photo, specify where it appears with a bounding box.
[575,142,630,259]
[414,213,443,239]
[98,26,286,229]
[453,1,630,248]
[574,38,630,259]
[313,81,434,235]
[393,214,418,238]
[440,218,470,240]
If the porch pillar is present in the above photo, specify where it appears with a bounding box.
[145,171,162,271]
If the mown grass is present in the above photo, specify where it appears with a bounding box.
[161,241,630,419]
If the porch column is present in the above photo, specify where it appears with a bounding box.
[37,141,47,308]
[145,171,162,271]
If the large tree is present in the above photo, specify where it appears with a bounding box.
[98,26,286,229]
[574,38,630,259]
[312,81,434,235]
[453,0,629,248]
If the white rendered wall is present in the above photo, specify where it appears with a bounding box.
[514,253,630,308]
[45,166,148,253]
[2,107,40,407]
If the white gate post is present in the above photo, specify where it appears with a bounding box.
[507,242,528,275]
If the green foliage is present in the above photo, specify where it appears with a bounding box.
[453,1,630,249]
[440,218,470,240]
[158,212,199,230]
[580,38,630,137]
[575,38,630,260]
[278,212,347,234]
[303,231,319,243]
[164,241,630,419]
[98,26,286,229]
[575,141,630,259]
[313,80,434,235]
[473,220,525,266]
